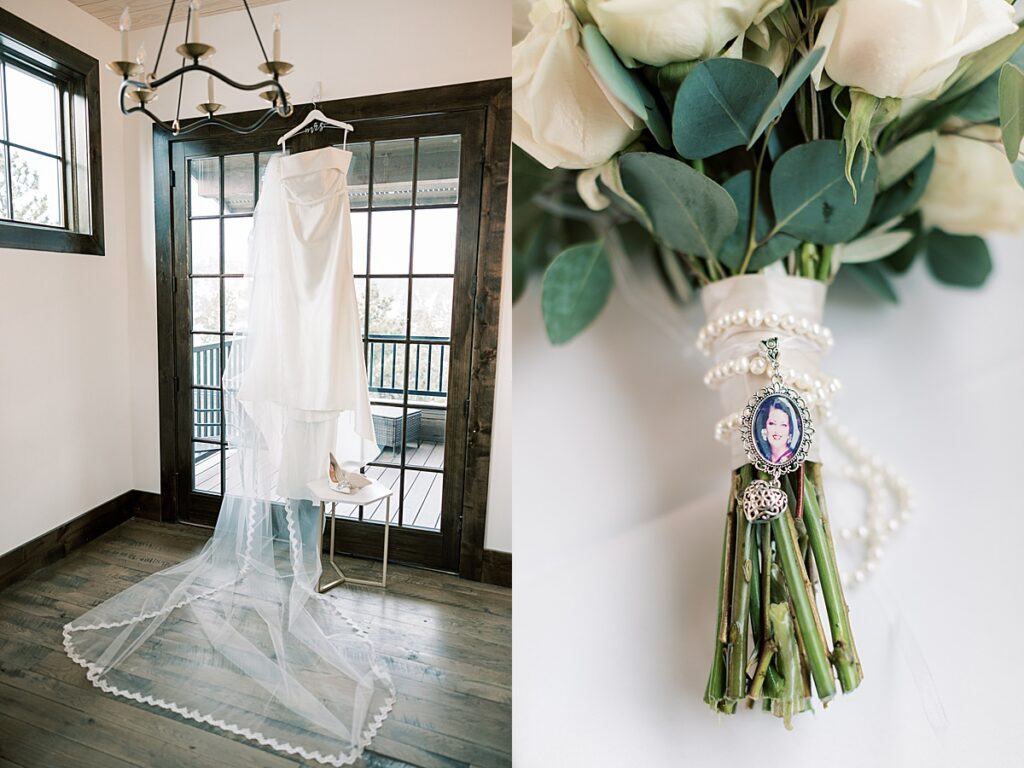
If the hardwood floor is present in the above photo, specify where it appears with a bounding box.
[0,519,511,768]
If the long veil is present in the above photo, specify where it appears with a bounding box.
[63,151,395,767]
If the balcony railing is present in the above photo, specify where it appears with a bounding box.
[191,334,449,440]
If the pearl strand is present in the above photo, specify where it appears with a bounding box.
[822,413,914,587]
[697,309,834,356]
[704,353,841,394]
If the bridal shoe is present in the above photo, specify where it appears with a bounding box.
[328,451,372,494]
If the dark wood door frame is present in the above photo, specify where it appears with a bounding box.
[153,78,510,581]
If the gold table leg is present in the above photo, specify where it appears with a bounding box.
[316,496,392,592]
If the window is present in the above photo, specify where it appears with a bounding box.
[0,9,103,255]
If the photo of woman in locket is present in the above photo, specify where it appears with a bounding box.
[754,395,803,466]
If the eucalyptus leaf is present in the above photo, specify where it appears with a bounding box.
[925,230,993,287]
[833,229,914,264]
[959,44,1024,122]
[847,262,899,303]
[999,62,1024,161]
[541,241,613,344]
[877,132,936,191]
[673,58,778,159]
[718,171,799,271]
[748,48,825,148]
[770,140,877,243]
[884,213,925,274]
[619,152,738,258]
[869,150,935,226]
[582,25,671,149]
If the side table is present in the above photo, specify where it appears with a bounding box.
[306,477,394,591]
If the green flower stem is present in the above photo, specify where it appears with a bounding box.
[747,639,777,701]
[770,502,836,702]
[767,602,803,729]
[725,475,755,702]
[704,472,738,711]
[738,126,775,275]
[804,463,863,692]
[817,245,834,281]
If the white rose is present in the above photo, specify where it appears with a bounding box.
[919,126,1024,234]
[586,0,784,66]
[812,0,1017,99]
[513,0,642,169]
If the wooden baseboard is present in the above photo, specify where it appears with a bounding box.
[0,490,140,592]
[132,490,162,521]
[481,549,511,588]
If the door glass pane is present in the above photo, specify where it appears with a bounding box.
[407,341,449,407]
[190,219,219,274]
[191,333,221,387]
[346,141,370,209]
[401,469,443,530]
[6,65,58,155]
[369,210,411,274]
[190,157,220,216]
[367,343,406,403]
[0,145,8,218]
[416,135,461,205]
[372,139,414,207]
[411,277,453,337]
[223,276,249,333]
[367,278,408,337]
[223,153,255,214]
[407,410,445,469]
[10,148,61,226]
[193,442,221,494]
[192,389,222,440]
[413,208,457,274]
[354,279,367,335]
[191,277,220,332]
[351,211,368,274]
[223,216,252,274]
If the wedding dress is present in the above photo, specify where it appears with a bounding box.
[63,146,394,766]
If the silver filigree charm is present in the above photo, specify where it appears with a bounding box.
[740,337,814,522]
[742,478,788,523]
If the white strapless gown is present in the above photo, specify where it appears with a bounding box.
[233,146,380,499]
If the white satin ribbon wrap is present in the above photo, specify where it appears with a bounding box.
[700,274,827,469]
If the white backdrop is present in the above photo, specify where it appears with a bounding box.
[512,236,1023,766]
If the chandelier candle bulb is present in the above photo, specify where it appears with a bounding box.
[119,6,131,62]
[207,75,214,104]
[190,0,201,43]
[273,13,282,62]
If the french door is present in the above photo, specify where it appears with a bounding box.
[159,104,489,572]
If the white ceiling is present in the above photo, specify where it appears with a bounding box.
[69,1,288,30]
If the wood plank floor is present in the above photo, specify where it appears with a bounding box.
[195,440,446,529]
[0,519,510,768]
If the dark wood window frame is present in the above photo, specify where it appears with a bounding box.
[0,9,104,256]
[153,78,510,581]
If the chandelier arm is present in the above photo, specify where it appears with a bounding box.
[118,77,289,135]
[152,0,178,76]
[129,62,286,100]
[241,0,271,65]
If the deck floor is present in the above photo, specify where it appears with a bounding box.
[0,519,511,768]
[195,440,446,529]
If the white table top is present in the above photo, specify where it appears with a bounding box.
[306,477,394,505]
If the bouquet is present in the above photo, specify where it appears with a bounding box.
[512,0,1024,726]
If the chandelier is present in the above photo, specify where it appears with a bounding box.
[108,0,293,136]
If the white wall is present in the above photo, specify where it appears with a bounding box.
[0,0,134,556]
[125,0,514,551]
